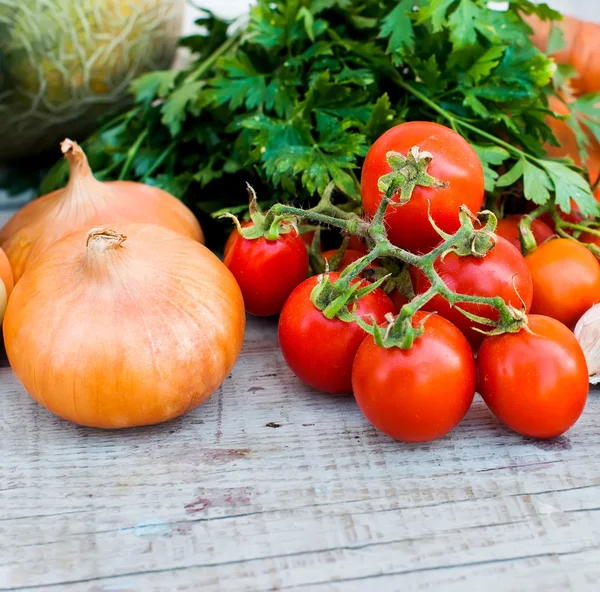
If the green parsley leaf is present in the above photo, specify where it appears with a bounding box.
[448,0,483,50]
[467,46,506,85]
[365,94,398,139]
[522,160,552,204]
[378,0,415,60]
[546,24,566,54]
[496,158,525,188]
[416,0,457,32]
[541,159,600,216]
[160,81,204,137]
[572,93,600,147]
[471,144,510,192]
[132,71,179,104]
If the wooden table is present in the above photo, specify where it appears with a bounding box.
[1,310,600,591]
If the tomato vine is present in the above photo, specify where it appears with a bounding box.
[229,144,529,349]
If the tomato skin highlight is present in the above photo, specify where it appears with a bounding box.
[352,312,476,442]
[410,235,533,349]
[361,122,485,253]
[225,227,309,317]
[525,238,600,328]
[278,273,396,394]
[478,315,588,439]
[495,215,554,253]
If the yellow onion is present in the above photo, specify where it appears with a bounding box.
[0,246,13,322]
[3,224,245,428]
[0,139,204,282]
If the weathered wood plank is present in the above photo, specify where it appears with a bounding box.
[1,316,599,591]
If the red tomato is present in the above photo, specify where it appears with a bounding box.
[322,248,364,271]
[389,289,409,311]
[278,273,396,393]
[410,235,533,348]
[539,202,585,232]
[478,315,588,439]
[495,215,554,253]
[322,248,379,273]
[225,226,308,317]
[223,224,248,259]
[361,122,485,253]
[224,219,260,259]
[348,235,369,254]
[301,229,318,249]
[525,238,600,327]
[580,229,600,247]
[352,312,476,442]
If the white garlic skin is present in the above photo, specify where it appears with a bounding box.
[574,304,600,384]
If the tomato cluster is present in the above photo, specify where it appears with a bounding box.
[225,122,592,444]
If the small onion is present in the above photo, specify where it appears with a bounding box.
[3,224,245,428]
[574,304,600,384]
[0,139,204,283]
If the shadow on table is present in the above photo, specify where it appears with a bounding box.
[0,339,9,368]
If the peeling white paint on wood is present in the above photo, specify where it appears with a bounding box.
[0,314,599,591]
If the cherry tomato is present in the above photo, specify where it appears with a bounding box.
[223,222,251,259]
[361,122,485,253]
[580,229,600,248]
[410,235,533,348]
[525,238,600,328]
[322,248,380,273]
[389,289,409,311]
[352,312,476,442]
[301,229,318,249]
[478,315,588,439]
[225,226,308,317]
[347,235,369,254]
[495,215,554,253]
[278,273,396,393]
[322,248,365,271]
[539,203,585,232]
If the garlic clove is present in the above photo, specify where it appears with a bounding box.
[574,303,600,383]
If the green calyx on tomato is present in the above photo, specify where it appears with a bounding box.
[221,183,298,242]
[439,208,498,260]
[355,310,431,351]
[377,146,448,206]
[310,264,390,322]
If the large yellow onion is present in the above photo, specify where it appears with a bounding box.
[4,224,245,428]
[0,139,203,283]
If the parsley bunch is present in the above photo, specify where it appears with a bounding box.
[40,0,600,236]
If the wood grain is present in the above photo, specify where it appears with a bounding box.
[1,315,600,591]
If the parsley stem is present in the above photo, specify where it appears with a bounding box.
[394,77,532,163]
[141,141,177,181]
[184,30,243,84]
[119,128,149,181]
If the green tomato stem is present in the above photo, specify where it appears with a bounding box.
[232,141,529,348]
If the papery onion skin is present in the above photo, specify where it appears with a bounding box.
[0,247,14,298]
[0,140,204,283]
[574,304,600,384]
[3,224,244,429]
[0,281,7,324]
